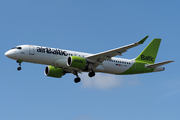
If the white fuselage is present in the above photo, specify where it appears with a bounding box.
[5,45,134,74]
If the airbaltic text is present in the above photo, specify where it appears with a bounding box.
[141,55,154,62]
[37,47,68,56]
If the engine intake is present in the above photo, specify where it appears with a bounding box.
[45,66,64,78]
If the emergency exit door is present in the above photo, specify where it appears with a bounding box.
[29,45,34,55]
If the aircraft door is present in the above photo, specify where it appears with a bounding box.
[29,45,34,55]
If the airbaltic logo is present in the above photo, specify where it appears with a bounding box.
[74,60,83,63]
[37,47,68,56]
[141,55,154,62]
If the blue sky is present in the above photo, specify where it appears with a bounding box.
[1,0,180,120]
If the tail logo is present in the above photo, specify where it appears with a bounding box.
[141,55,154,62]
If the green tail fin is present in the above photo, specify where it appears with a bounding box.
[135,38,161,64]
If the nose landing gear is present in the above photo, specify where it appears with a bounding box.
[17,60,23,71]
[17,66,21,71]
[72,70,81,83]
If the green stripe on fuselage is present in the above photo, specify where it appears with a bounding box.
[118,61,154,75]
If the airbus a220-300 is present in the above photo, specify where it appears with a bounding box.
[5,36,174,83]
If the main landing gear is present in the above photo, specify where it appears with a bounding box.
[74,77,81,83]
[73,70,81,83]
[88,71,95,77]
[73,70,96,83]
[17,60,23,71]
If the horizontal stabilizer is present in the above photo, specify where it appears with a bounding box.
[146,60,174,68]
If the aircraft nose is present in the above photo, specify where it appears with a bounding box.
[5,50,15,58]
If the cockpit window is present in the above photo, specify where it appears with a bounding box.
[17,47,22,49]
[11,47,16,49]
[11,47,22,50]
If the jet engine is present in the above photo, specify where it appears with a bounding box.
[67,56,87,69]
[45,66,65,78]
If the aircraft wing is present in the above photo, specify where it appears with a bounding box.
[146,60,174,68]
[86,36,149,69]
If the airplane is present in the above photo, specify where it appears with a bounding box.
[5,36,174,83]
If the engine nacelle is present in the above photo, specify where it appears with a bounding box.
[67,56,87,69]
[45,66,64,78]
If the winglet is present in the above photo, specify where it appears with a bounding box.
[138,35,149,44]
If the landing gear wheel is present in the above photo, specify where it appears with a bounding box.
[17,67,22,71]
[16,60,23,71]
[74,77,81,83]
[88,71,95,77]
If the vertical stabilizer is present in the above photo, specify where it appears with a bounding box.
[135,38,161,64]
